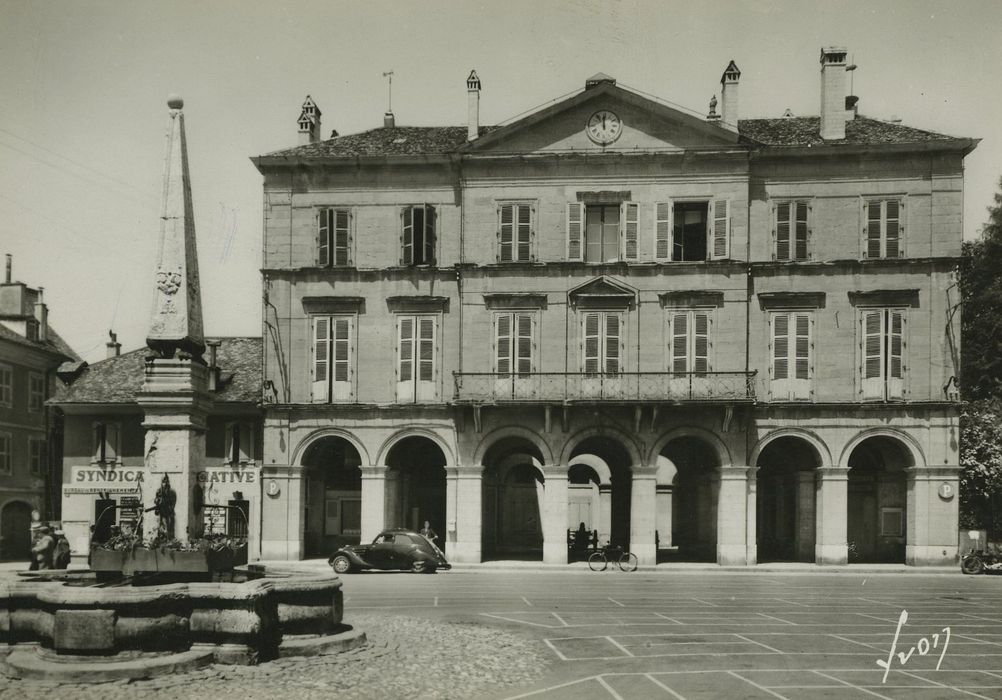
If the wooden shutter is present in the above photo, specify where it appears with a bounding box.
[711,199,730,259]
[331,316,352,400]
[861,309,884,399]
[772,314,789,380]
[885,200,901,258]
[516,313,533,374]
[622,202,639,261]
[567,203,584,261]
[865,200,882,259]
[888,309,905,399]
[671,312,688,373]
[334,210,351,266]
[398,316,414,382]
[104,423,119,462]
[424,206,437,264]
[794,201,809,260]
[317,209,330,266]
[495,313,512,374]
[498,204,513,262]
[418,316,435,382]
[693,312,709,373]
[655,202,671,261]
[516,204,532,262]
[604,314,621,374]
[311,316,331,402]
[776,202,790,261]
[794,313,810,379]
[583,313,600,373]
[401,207,414,265]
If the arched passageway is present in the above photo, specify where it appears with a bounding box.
[756,437,822,562]
[481,437,544,560]
[847,436,912,563]
[301,437,362,557]
[658,437,719,561]
[0,501,32,562]
[385,436,447,551]
[570,436,633,549]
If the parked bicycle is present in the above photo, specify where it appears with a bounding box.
[587,544,638,572]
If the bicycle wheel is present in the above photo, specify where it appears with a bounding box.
[618,552,638,572]
[588,551,608,571]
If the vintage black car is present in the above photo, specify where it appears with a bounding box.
[329,528,451,574]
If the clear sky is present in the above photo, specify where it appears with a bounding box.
[1,0,999,363]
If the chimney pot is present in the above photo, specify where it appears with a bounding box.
[467,69,481,141]
[719,60,741,128]
[297,95,322,145]
[5,254,10,284]
[384,112,396,129]
[819,46,848,140]
[33,294,47,342]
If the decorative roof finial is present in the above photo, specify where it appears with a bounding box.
[707,94,720,121]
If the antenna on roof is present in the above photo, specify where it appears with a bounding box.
[846,55,857,95]
[382,71,394,113]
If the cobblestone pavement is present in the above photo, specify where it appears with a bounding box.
[0,612,551,700]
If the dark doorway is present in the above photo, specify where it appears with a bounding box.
[570,436,632,549]
[847,437,910,563]
[385,436,447,552]
[756,437,820,562]
[482,437,545,561]
[302,437,362,557]
[661,436,718,562]
[0,501,32,561]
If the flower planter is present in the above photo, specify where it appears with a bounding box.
[91,544,248,575]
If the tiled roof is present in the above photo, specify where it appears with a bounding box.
[0,323,81,362]
[737,116,958,147]
[51,337,261,405]
[259,117,961,160]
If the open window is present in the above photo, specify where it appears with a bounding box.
[93,421,120,465]
[402,205,436,266]
[656,200,730,262]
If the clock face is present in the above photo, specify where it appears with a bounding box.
[586,110,622,145]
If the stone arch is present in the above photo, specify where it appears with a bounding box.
[838,428,925,470]
[292,428,370,468]
[375,427,456,468]
[496,452,545,481]
[750,428,833,470]
[473,426,553,467]
[648,426,732,468]
[560,426,643,469]
[568,453,612,485]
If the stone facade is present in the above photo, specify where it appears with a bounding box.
[252,51,975,567]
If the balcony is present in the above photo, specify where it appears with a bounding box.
[452,371,756,404]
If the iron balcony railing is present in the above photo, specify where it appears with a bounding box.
[452,371,756,403]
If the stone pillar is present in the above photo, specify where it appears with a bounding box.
[815,467,849,564]
[598,484,612,545]
[745,467,758,565]
[716,465,750,565]
[795,470,817,562]
[630,465,658,566]
[360,466,386,542]
[452,466,483,563]
[656,484,673,549]
[905,466,960,566]
[259,465,304,560]
[542,466,568,565]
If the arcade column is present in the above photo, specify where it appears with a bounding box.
[815,467,849,565]
[905,465,960,566]
[360,466,386,542]
[629,465,658,566]
[450,466,483,563]
[541,465,568,565]
[716,465,750,565]
[259,464,304,560]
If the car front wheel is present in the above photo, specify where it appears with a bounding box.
[962,556,985,575]
[331,555,353,574]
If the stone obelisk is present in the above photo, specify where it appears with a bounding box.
[137,95,210,543]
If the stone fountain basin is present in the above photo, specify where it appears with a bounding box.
[0,568,363,679]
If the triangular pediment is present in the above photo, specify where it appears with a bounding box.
[568,276,637,308]
[466,80,739,155]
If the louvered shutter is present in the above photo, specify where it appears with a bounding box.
[861,310,884,399]
[567,203,584,261]
[418,317,435,382]
[622,202,639,261]
[772,314,789,380]
[331,316,352,400]
[311,316,331,402]
[776,202,790,261]
[711,199,730,259]
[495,313,512,374]
[104,423,119,462]
[672,313,689,373]
[516,313,533,374]
[887,309,904,399]
[885,200,901,258]
[693,312,709,374]
[334,210,351,266]
[517,204,532,262]
[398,317,414,382]
[794,313,810,379]
[655,203,671,261]
[424,206,437,264]
[794,202,809,260]
[605,314,621,374]
[317,209,330,266]
[583,313,600,373]
[401,208,414,265]
[498,204,512,262]
[865,200,882,259]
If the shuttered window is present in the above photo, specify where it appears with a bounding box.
[567,203,585,261]
[93,422,120,464]
[317,208,352,266]
[860,308,906,400]
[774,201,810,261]
[669,310,711,374]
[770,312,813,400]
[402,205,436,265]
[710,199,730,260]
[225,422,254,464]
[621,202,639,261]
[494,313,534,375]
[397,315,438,402]
[863,199,904,259]
[654,203,671,261]
[498,203,535,262]
[311,315,354,402]
[582,312,622,374]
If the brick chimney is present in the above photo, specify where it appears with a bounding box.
[819,47,848,140]
[106,330,121,359]
[719,60,740,128]
[33,287,47,342]
[467,69,481,141]
[297,95,322,145]
[4,254,10,283]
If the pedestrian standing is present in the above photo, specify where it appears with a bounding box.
[32,526,55,570]
[420,520,438,542]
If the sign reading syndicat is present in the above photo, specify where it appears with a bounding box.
[66,465,256,494]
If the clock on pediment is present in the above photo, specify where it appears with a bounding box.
[586,109,622,145]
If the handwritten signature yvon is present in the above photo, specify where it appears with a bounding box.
[876,610,950,683]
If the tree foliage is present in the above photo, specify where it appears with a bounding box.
[960,399,1002,534]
